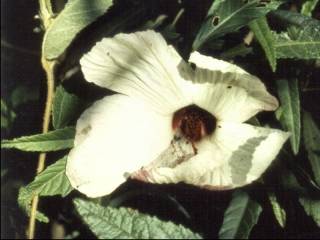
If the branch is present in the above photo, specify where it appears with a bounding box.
[27,0,57,239]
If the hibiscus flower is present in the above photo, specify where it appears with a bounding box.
[66,30,290,198]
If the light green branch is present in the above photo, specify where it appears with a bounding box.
[27,1,57,239]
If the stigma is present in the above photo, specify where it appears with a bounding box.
[172,104,217,142]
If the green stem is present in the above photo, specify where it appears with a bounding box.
[27,60,56,240]
[27,1,56,239]
[39,0,54,29]
[171,8,185,28]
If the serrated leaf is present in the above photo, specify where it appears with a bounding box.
[249,17,276,71]
[301,0,319,16]
[271,10,320,59]
[18,187,49,223]
[268,191,286,228]
[193,0,282,50]
[276,79,300,155]
[303,111,320,186]
[43,0,113,60]
[26,156,73,197]
[219,190,262,239]
[299,197,320,227]
[74,199,202,239]
[52,85,84,129]
[18,156,73,222]
[1,127,75,152]
[274,31,320,59]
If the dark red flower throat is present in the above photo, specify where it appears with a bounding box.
[172,104,216,142]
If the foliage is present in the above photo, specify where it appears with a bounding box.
[301,0,319,16]
[303,111,320,186]
[74,198,201,239]
[2,0,320,239]
[18,156,73,222]
[268,191,286,228]
[52,85,85,129]
[276,78,301,155]
[249,17,276,71]
[192,0,282,50]
[271,10,320,59]
[219,190,262,239]
[299,197,320,227]
[43,0,113,60]
[1,85,38,131]
[1,127,75,151]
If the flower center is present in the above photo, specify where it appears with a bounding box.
[172,104,216,142]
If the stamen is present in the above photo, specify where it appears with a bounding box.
[172,104,217,142]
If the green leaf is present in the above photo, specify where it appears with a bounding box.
[1,169,8,179]
[271,10,320,59]
[1,127,75,152]
[299,197,320,227]
[74,199,202,239]
[220,43,253,59]
[268,191,286,228]
[18,156,73,222]
[10,85,39,108]
[1,98,16,129]
[303,111,320,186]
[52,85,84,129]
[1,114,9,129]
[274,31,320,59]
[25,156,72,197]
[1,86,38,130]
[271,9,320,26]
[276,79,300,155]
[219,190,262,239]
[249,17,276,71]
[193,0,282,50]
[18,189,49,223]
[160,9,184,41]
[301,0,319,16]
[279,167,309,194]
[140,15,168,30]
[43,0,113,60]
[275,106,283,121]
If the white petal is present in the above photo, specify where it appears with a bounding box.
[80,30,192,114]
[188,52,279,122]
[210,122,290,187]
[146,122,289,189]
[66,94,173,197]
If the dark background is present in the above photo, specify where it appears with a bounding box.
[1,0,320,239]
[2,0,43,238]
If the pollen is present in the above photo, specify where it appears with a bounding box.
[172,105,217,142]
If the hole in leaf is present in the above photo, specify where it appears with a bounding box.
[257,0,269,7]
[211,16,220,26]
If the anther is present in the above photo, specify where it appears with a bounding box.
[172,104,216,142]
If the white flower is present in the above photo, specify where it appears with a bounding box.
[66,30,290,198]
